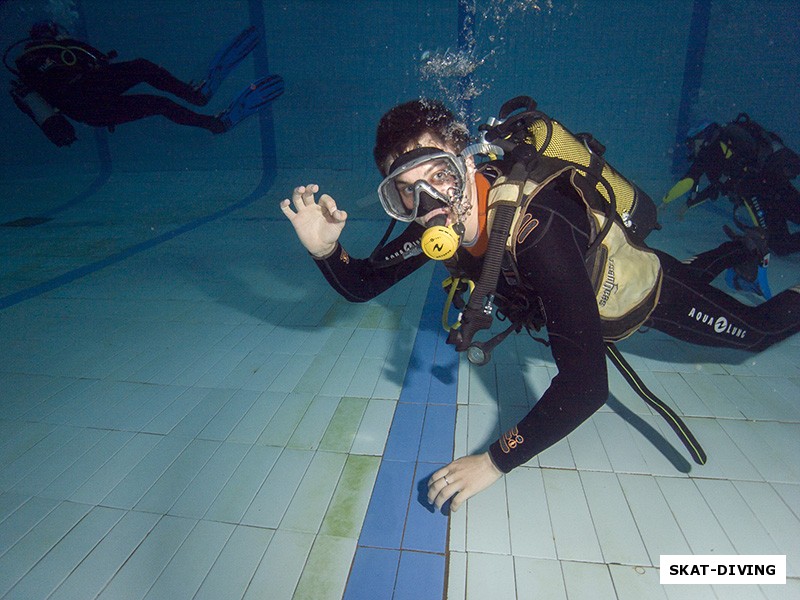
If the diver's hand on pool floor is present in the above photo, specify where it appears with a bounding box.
[281,184,348,258]
[427,452,503,513]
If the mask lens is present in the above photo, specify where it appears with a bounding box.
[377,148,465,221]
[377,178,415,221]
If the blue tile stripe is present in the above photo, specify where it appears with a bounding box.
[344,262,458,600]
[0,183,272,312]
[457,0,477,127]
[671,0,712,176]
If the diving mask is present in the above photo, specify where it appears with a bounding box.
[377,148,468,223]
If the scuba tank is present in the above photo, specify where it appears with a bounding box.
[480,96,660,244]
[446,96,662,362]
[441,97,706,467]
[4,25,81,148]
[9,80,76,147]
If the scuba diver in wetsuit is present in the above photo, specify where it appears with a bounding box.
[664,114,800,257]
[281,98,800,513]
[4,20,284,146]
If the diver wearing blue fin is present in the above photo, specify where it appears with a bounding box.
[721,223,773,299]
[195,26,260,103]
[282,98,800,512]
[726,266,772,299]
[219,74,284,131]
[5,20,284,142]
[663,114,800,257]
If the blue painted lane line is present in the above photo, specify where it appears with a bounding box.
[0,185,272,312]
[346,547,402,599]
[345,263,458,600]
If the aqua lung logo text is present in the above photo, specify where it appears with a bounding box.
[39,58,56,72]
[687,307,747,339]
[384,240,422,262]
[598,258,618,307]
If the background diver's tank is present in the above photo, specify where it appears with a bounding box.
[9,80,76,147]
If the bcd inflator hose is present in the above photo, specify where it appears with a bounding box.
[447,162,530,353]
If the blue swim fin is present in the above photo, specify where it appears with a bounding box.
[197,26,260,101]
[219,75,284,130]
[725,264,773,299]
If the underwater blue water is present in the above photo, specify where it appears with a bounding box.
[0,1,799,599]
[2,1,798,187]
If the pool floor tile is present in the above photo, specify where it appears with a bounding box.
[2,172,799,600]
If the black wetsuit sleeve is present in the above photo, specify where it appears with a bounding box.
[488,187,609,472]
[312,222,430,302]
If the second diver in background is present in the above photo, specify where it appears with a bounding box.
[4,21,284,146]
[663,114,800,297]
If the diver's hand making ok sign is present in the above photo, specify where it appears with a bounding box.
[281,184,348,258]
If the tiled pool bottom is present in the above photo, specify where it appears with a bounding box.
[0,170,435,599]
[1,171,799,599]
[447,329,800,599]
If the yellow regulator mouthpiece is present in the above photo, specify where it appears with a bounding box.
[421,225,461,260]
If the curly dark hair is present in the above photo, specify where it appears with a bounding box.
[373,99,471,175]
